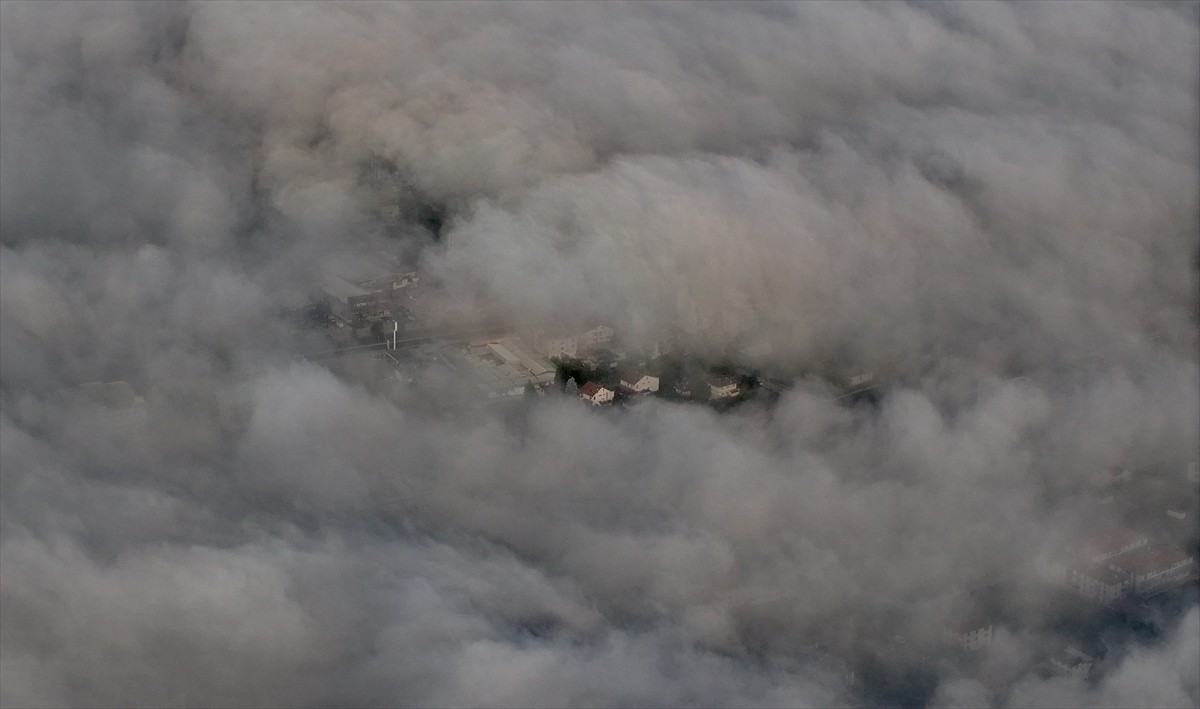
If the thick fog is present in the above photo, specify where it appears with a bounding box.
[1,2,1198,707]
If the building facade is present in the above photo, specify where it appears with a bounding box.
[578,326,615,350]
[619,372,660,394]
[708,377,740,400]
[1109,545,1197,596]
[579,382,614,406]
[535,334,579,359]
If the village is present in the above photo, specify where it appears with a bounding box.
[294,261,1199,567]
[286,259,880,412]
[69,257,1199,707]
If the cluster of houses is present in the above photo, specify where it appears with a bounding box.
[575,370,744,407]
[935,463,1198,664]
[1036,523,1197,604]
[532,325,744,407]
[576,371,662,406]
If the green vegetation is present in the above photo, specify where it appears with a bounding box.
[553,357,619,390]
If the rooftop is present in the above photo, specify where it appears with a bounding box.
[320,276,373,301]
[457,337,556,395]
[1109,545,1194,576]
[1082,526,1149,558]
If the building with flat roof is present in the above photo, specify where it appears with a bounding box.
[320,276,389,322]
[1049,647,1094,680]
[1108,545,1196,596]
[534,333,579,359]
[1082,525,1150,562]
[319,268,420,323]
[456,337,556,399]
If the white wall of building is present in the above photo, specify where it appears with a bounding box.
[582,386,614,405]
[621,374,659,393]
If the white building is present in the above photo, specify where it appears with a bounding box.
[1036,524,1191,602]
[942,613,994,652]
[579,325,615,350]
[619,371,660,394]
[645,336,674,360]
[1050,647,1094,680]
[458,337,557,399]
[945,625,993,652]
[535,334,579,359]
[848,370,874,387]
[708,377,740,400]
[1108,545,1197,596]
[1036,553,1132,604]
[1068,563,1132,603]
[579,381,614,406]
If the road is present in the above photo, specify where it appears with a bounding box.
[298,323,542,361]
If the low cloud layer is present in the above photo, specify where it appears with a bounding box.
[1,2,1197,707]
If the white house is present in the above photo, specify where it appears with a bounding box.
[708,376,740,400]
[579,381,614,406]
[619,371,660,394]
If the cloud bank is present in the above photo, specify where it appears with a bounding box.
[1,1,1197,707]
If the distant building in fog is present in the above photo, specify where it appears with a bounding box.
[319,270,420,323]
[320,276,390,322]
[534,325,615,359]
[1107,545,1197,596]
[1065,561,1131,603]
[1049,647,1094,680]
[1081,526,1149,563]
[534,333,579,359]
[940,599,994,652]
[1036,522,1195,602]
[578,325,615,351]
[457,337,556,399]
